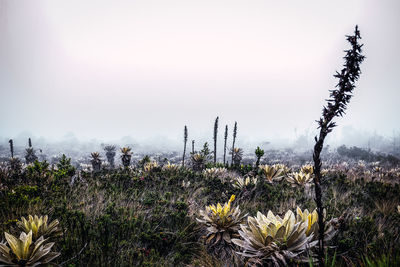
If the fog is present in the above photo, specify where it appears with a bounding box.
[1,0,399,154]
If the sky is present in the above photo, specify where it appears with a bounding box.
[0,0,399,149]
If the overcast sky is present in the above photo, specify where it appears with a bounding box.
[0,0,399,147]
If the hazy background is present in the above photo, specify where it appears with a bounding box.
[1,0,399,152]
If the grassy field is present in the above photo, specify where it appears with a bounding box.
[1,26,399,267]
[1,154,399,266]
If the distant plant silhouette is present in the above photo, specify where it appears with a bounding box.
[200,142,211,162]
[190,142,212,171]
[255,146,264,169]
[138,155,151,169]
[8,139,21,173]
[182,126,188,167]
[57,154,75,176]
[8,139,13,158]
[91,152,102,173]
[191,140,195,154]
[231,122,237,166]
[103,145,116,167]
[223,125,228,165]
[313,25,365,266]
[230,147,243,167]
[25,138,38,164]
[213,116,219,164]
[120,147,132,168]
[191,153,205,171]
[25,148,38,164]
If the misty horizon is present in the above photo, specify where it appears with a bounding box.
[1,125,399,157]
[1,0,400,151]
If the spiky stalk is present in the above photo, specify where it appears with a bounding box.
[231,122,237,166]
[28,138,32,148]
[8,139,13,158]
[192,140,195,154]
[213,116,219,164]
[183,126,188,167]
[223,125,228,165]
[313,25,364,266]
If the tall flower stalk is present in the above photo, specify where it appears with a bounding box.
[313,25,365,266]
[231,122,237,166]
[182,126,188,167]
[9,139,13,158]
[213,116,219,164]
[223,125,228,165]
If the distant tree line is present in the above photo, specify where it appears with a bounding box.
[337,145,400,165]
